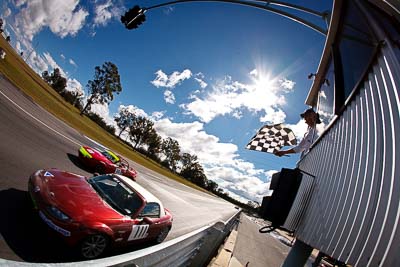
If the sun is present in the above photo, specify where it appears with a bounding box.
[252,71,275,90]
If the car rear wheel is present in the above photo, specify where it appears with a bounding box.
[155,227,170,244]
[80,234,108,259]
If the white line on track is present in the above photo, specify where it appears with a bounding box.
[0,89,81,146]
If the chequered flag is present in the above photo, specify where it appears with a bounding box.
[246,123,297,154]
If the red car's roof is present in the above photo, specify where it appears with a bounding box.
[41,169,124,221]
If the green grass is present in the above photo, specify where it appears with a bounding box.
[0,36,210,194]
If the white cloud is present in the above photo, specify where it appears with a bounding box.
[205,165,271,202]
[14,0,27,7]
[154,119,238,166]
[93,0,122,27]
[151,69,192,88]
[232,110,242,119]
[69,58,77,67]
[286,119,308,143]
[15,41,22,53]
[28,50,48,74]
[259,108,286,123]
[151,111,165,120]
[279,78,296,91]
[90,103,116,126]
[60,54,66,60]
[13,0,88,41]
[249,68,258,77]
[194,77,207,89]
[265,169,279,180]
[154,118,272,202]
[151,69,192,104]
[66,78,83,95]
[118,104,148,118]
[27,50,84,97]
[181,74,293,124]
[93,0,112,26]
[194,72,207,89]
[43,51,67,77]
[164,90,176,104]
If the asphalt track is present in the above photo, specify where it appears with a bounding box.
[0,74,237,263]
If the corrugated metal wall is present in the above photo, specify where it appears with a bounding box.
[282,172,315,232]
[295,44,400,266]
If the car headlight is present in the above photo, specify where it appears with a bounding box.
[47,206,71,221]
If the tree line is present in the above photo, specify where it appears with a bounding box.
[41,61,257,211]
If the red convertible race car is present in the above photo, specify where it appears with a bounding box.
[28,169,173,259]
[78,146,137,180]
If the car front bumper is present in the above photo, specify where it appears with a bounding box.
[28,175,84,246]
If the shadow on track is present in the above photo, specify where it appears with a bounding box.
[66,153,93,173]
[0,188,155,263]
[0,188,78,262]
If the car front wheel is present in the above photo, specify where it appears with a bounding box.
[155,227,170,244]
[80,234,108,259]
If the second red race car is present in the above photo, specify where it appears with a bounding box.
[78,146,137,180]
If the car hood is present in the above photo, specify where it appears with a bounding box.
[41,170,123,221]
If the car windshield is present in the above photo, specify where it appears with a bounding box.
[101,151,119,164]
[88,175,143,216]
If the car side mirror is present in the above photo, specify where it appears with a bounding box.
[142,217,154,225]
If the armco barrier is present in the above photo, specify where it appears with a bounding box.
[0,210,241,267]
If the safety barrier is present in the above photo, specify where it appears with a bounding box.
[0,210,241,267]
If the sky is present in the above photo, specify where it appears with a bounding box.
[1,0,332,204]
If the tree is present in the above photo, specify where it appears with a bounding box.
[42,70,51,83]
[129,116,155,148]
[41,68,67,93]
[180,153,208,187]
[114,106,137,138]
[81,62,122,115]
[51,68,67,93]
[60,90,83,109]
[206,180,219,193]
[146,130,162,156]
[247,201,259,209]
[86,112,116,135]
[161,137,181,172]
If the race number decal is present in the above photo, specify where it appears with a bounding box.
[128,225,149,241]
[115,168,122,175]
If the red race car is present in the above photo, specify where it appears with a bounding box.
[78,146,137,180]
[28,169,173,259]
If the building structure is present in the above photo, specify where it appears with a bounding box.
[282,0,400,266]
